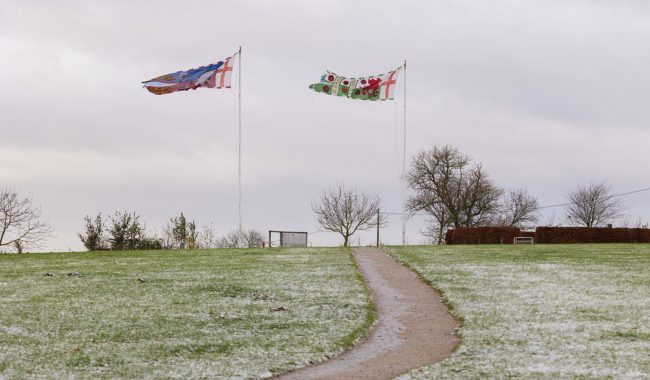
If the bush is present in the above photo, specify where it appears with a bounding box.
[535,227,650,244]
[445,227,521,244]
[136,236,164,250]
[444,226,650,244]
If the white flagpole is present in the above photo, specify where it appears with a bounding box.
[237,46,243,240]
[401,60,407,245]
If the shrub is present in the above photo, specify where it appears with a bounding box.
[445,227,521,244]
[535,227,650,244]
[444,226,650,244]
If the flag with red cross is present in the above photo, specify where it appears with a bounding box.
[142,52,237,95]
[309,66,402,101]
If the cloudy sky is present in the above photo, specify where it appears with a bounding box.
[2,0,650,251]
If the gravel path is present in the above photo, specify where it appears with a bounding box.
[277,247,459,380]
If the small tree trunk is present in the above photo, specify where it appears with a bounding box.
[343,235,349,247]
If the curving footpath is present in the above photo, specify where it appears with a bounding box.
[277,248,459,380]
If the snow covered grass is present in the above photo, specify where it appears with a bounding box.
[0,248,373,379]
[387,244,650,379]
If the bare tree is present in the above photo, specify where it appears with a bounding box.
[242,229,265,248]
[565,181,625,227]
[0,186,53,253]
[407,193,452,245]
[406,145,503,243]
[199,223,218,249]
[420,213,451,245]
[312,184,385,247]
[162,222,174,249]
[498,188,539,228]
[219,230,241,248]
[621,217,649,229]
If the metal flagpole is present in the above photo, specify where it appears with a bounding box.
[401,60,407,245]
[237,46,243,239]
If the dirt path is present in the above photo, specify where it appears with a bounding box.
[277,248,459,380]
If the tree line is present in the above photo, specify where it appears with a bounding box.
[312,144,636,245]
[405,145,540,243]
[78,211,265,251]
[405,145,629,243]
[1,145,641,252]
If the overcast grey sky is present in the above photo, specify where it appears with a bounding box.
[2,0,650,251]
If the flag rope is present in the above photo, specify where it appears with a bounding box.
[393,89,401,179]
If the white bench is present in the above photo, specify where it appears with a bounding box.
[513,237,534,244]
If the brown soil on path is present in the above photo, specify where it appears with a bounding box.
[276,248,459,380]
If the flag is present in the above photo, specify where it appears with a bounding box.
[309,66,402,101]
[142,53,237,95]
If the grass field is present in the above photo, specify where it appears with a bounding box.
[0,248,374,379]
[387,244,650,379]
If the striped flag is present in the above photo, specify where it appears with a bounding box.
[142,53,237,95]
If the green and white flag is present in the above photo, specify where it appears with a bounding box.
[309,66,402,101]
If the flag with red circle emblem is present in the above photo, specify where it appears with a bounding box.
[309,66,402,101]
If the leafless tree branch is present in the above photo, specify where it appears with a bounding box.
[0,186,53,253]
[498,188,539,228]
[312,184,385,247]
[565,181,625,227]
[406,145,503,242]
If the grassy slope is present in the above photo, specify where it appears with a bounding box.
[386,244,650,379]
[0,248,373,379]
